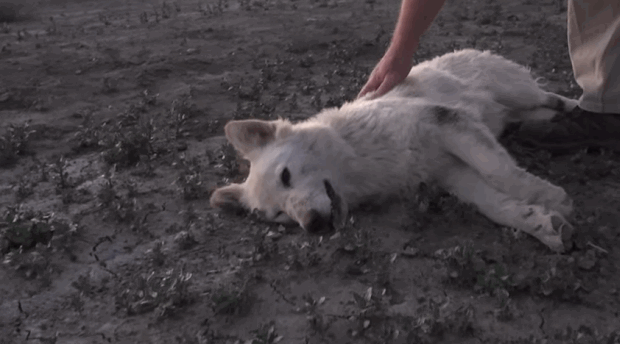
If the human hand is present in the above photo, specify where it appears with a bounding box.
[357,47,415,99]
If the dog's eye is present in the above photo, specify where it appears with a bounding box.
[280,167,291,188]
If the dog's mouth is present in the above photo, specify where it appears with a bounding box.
[324,179,347,230]
[295,180,347,234]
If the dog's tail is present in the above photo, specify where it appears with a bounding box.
[519,92,579,122]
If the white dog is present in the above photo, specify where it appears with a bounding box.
[210,49,577,252]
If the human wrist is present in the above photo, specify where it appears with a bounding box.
[386,38,418,61]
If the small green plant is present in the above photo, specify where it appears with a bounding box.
[46,16,57,35]
[438,241,589,302]
[475,262,512,295]
[2,207,54,252]
[438,242,515,299]
[160,1,173,18]
[237,0,251,11]
[245,221,281,263]
[210,278,252,316]
[0,1,34,22]
[285,239,321,271]
[101,76,118,93]
[2,206,78,281]
[152,5,161,23]
[72,114,104,151]
[553,326,620,344]
[3,247,52,281]
[528,256,584,301]
[173,231,197,250]
[169,94,195,140]
[97,12,111,26]
[176,155,205,200]
[347,287,391,338]
[139,11,148,24]
[102,116,156,167]
[438,242,487,287]
[71,274,98,297]
[211,142,245,181]
[407,300,476,342]
[0,121,35,167]
[147,241,166,266]
[66,292,85,313]
[115,267,194,319]
[50,155,83,204]
[112,196,139,224]
[96,166,117,207]
[99,93,161,167]
[14,176,34,202]
[336,224,374,266]
[299,293,331,337]
[248,321,284,344]
[96,168,140,224]
[199,0,228,16]
[494,296,518,322]
[51,155,71,190]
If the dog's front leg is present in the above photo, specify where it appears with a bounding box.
[432,107,573,217]
[437,163,574,253]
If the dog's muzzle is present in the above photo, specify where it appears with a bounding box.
[301,180,348,234]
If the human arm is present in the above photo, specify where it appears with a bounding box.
[357,0,446,99]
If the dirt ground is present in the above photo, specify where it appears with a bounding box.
[1,0,619,343]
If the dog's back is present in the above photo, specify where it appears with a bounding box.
[381,49,577,132]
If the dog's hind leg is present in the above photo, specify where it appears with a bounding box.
[541,92,579,112]
[516,92,579,122]
[437,163,574,252]
[431,107,573,217]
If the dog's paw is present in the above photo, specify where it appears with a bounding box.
[532,186,573,218]
[551,213,575,249]
[534,212,575,253]
[543,192,574,218]
[556,194,574,218]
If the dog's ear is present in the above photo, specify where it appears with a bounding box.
[224,120,278,157]
[210,184,245,211]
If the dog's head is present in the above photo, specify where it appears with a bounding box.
[210,119,350,233]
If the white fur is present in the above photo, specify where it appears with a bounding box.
[211,49,578,252]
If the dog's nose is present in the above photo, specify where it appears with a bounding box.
[304,209,330,234]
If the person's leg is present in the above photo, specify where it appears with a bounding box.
[569,0,620,113]
[517,0,620,152]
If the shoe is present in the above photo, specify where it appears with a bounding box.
[516,106,620,153]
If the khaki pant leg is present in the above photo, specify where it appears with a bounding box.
[568,0,620,113]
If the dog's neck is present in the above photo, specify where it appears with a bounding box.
[305,100,430,206]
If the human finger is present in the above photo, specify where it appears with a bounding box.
[372,73,399,99]
[357,76,380,99]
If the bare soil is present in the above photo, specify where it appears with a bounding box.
[1,0,619,343]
